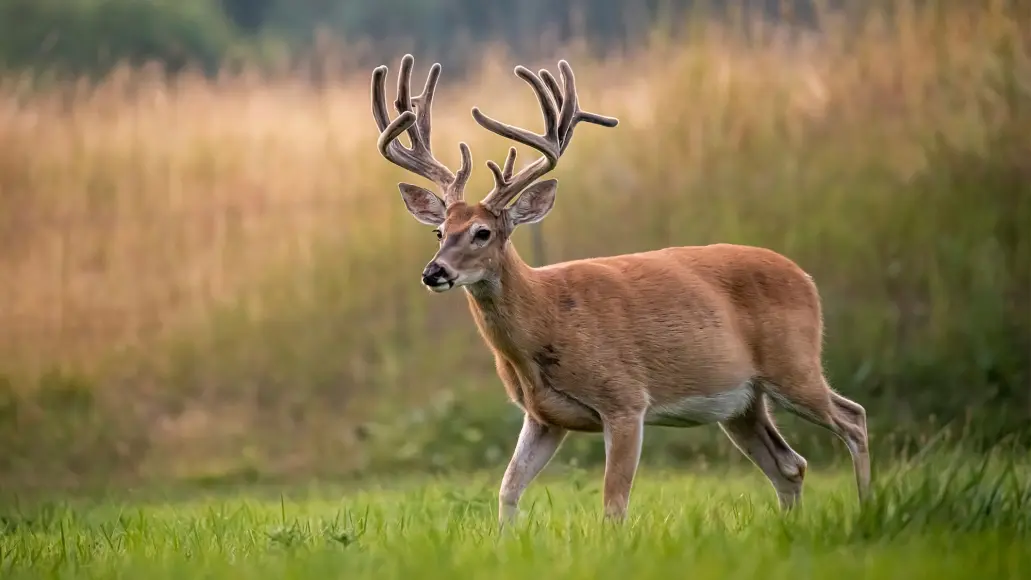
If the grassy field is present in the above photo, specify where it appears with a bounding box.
[1,449,1029,579]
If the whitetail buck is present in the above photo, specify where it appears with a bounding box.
[370,54,871,524]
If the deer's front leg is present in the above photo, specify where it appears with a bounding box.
[499,413,568,526]
[601,413,645,521]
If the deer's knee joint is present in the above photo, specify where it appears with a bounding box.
[499,487,521,509]
[783,453,807,483]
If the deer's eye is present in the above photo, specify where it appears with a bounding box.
[434,229,443,241]
[474,229,491,242]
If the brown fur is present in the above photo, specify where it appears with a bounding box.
[371,54,871,525]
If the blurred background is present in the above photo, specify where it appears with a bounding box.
[0,0,1027,492]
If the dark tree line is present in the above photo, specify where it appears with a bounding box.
[0,0,833,78]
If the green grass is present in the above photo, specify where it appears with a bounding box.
[2,451,1029,579]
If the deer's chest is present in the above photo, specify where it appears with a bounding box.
[496,350,603,433]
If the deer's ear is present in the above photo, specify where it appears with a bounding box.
[399,183,446,226]
[508,179,557,226]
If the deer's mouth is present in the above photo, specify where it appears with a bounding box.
[424,279,454,292]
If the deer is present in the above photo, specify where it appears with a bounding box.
[369,54,871,525]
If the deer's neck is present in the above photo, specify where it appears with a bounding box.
[464,243,549,361]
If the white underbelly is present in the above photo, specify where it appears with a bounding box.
[644,382,756,427]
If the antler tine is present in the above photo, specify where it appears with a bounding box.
[485,146,523,193]
[539,69,563,110]
[371,64,393,132]
[473,61,619,212]
[377,110,417,158]
[393,54,422,153]
[413,61,441,153]
[371,54,470,205]
[452,142,473,201]
[502,147,517,180]
[555,60,619,154]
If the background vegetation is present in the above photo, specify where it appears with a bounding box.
[0,0,1028,491]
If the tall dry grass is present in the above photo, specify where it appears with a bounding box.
[0,3,1027,488]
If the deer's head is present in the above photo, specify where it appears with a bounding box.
[370,55,618,292]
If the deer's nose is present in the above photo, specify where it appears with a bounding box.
[421,262,452,287]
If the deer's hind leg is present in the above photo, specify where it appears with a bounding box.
[765,372,871,504]
[720,392,808,510]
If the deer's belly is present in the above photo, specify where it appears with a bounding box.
[644,382,756,427]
